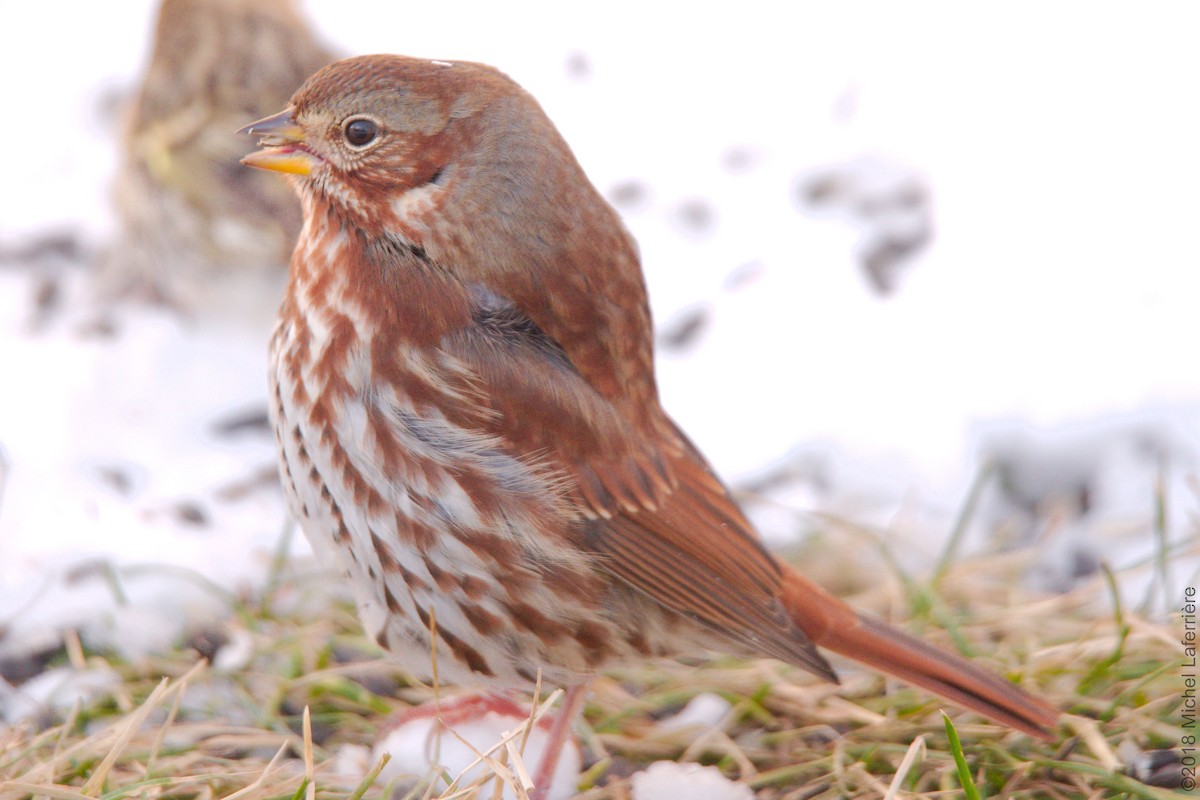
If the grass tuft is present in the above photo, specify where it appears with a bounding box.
[942,712,982,800]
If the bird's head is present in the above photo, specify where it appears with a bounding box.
[240,53,552,250]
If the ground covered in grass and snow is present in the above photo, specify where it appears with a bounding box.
[1,2,1198,797]
[0,537,1188,799]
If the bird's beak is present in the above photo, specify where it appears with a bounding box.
[238,108,320,176]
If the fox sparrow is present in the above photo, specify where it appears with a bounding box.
[242,54,1057,795]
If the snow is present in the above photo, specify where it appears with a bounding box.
[1,663,122,725]
[654,692,733,735]
[368,705,582,800]
[632,761,754,800]
[1,0,1197,676]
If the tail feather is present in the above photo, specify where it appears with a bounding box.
[780,566,1059,740]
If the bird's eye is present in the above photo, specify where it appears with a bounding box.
[343,117,379,148]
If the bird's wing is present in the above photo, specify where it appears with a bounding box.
[441,298,835,679]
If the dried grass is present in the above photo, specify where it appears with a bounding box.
[1,526,1193,799]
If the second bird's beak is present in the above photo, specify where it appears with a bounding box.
[239,108,319,176]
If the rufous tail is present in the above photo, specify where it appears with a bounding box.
[779,566,1059,740]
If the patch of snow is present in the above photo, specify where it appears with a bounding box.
[632,761,754,800]
[373,707,581,800]
[655,692,733,735]
[2,664,122,724]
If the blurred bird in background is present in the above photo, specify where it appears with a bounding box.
[96,0,336,312]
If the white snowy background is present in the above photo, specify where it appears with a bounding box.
[1,0,1198,695]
